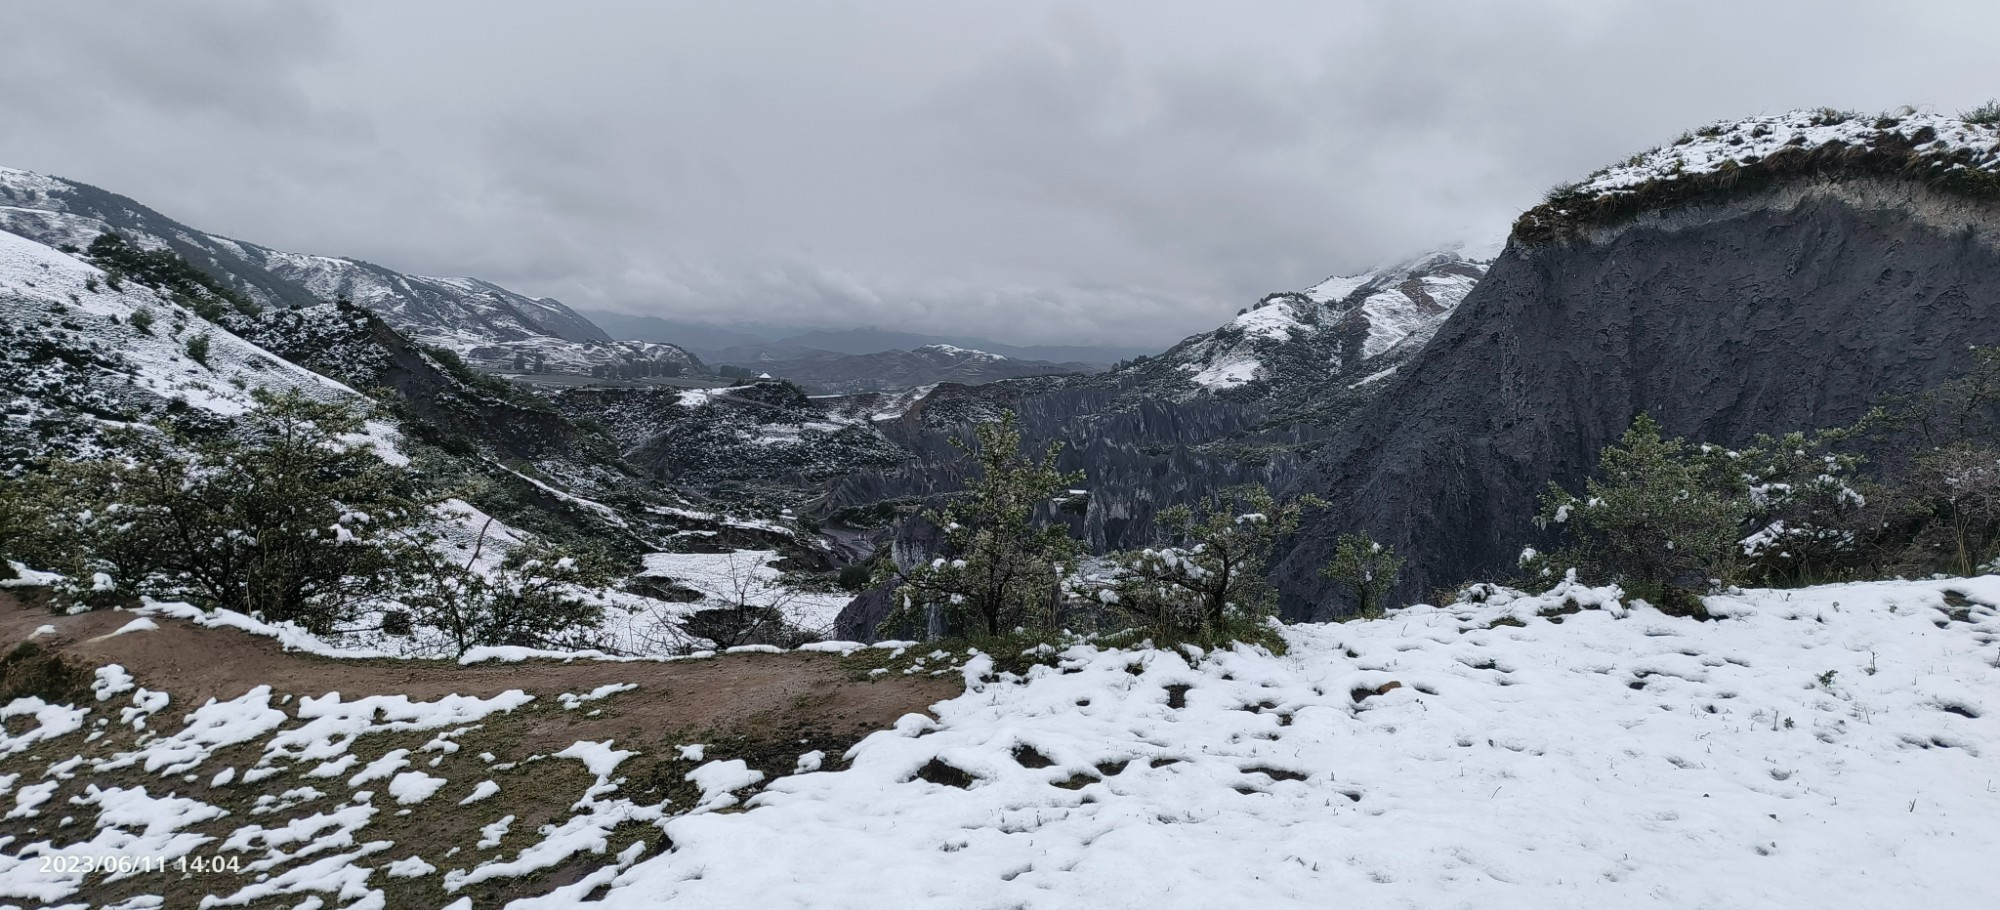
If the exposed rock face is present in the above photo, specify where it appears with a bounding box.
[1275,178,2000,617]
[824,252,1490,639]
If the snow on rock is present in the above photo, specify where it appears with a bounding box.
[579,576,2000,909]
[633,550,849,640]
[0,226,357,428]
[1164,250,1485,392]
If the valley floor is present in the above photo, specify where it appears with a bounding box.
[5,578,2000,908]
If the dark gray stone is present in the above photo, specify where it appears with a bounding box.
[1275,180,2000,618]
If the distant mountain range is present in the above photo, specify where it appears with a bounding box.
[0,166,702,378]
[735,344,1100,395]
[578,311,1154,367]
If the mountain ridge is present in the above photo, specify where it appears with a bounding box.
[0,165,706,379]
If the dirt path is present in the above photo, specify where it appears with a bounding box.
[1,591,964,907]
[1,591,959,752]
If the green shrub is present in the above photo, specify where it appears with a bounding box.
[1101,485,1309,636]
[404,532,615,656]
[1537,415,1747,606]
[10,390,424,632]
[875,411,1084,640]
[1322,531,1403,619]
[129,307,154,334]
[1960,100,2000,125]
[85,233,260,318]
[185,332,211,366]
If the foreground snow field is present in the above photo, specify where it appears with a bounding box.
[3,576,1998,908]
[599,577,2000,910]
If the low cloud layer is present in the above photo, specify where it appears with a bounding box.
[3,2,1993,347]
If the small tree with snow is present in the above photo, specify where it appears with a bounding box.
[404,520,614,657]
[1537,414,1745,610]
[13,389,425,629]
[875,411,1084,640]
[1322,532,1403,619]
[1104,485,1308,637]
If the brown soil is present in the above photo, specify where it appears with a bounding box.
[1,590,963,908]
[0,590,958,754]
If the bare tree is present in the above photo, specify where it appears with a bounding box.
[638,552,829,654]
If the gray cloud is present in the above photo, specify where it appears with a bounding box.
[2,1,1994,348]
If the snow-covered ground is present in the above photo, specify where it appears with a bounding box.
[6,576,2000,907]
[589,576,2000,909]
[636,550,850,635]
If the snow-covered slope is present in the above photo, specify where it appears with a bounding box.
[593,576,2000,908]
[1152,250,1486,393]
[0,229,370,460]
[0,166,703,377]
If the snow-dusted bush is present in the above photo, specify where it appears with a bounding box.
[1537,414,1745,612]
[875,411,1084,640]
[1322,531,1403,619]
[403,528,616,657]
[9,389,424,628]
[1101,485,1307,640]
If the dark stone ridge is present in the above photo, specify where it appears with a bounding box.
[1275,179,2000,617]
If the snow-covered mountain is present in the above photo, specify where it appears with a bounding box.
[0,166,701,377]
[1147,250,1486,393]
[0,229,379,465]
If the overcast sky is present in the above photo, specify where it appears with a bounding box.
[2,2,1994,348]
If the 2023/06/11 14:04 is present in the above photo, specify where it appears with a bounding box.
[38,853,245,875]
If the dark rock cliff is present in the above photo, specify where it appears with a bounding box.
[1273,179,2000,617]
[829,377,1320,638]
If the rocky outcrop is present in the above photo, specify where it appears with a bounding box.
[1274,176,2000,617]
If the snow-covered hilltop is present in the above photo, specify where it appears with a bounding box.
[0,229,368,462]
[0,166,701,378]
[1150,249,1487,392]
[1519,108,2000,244]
